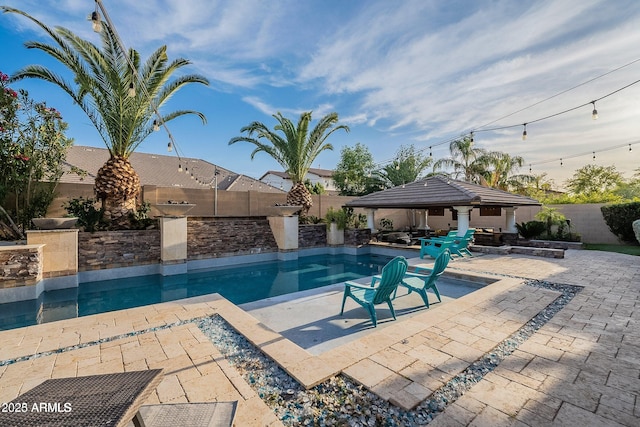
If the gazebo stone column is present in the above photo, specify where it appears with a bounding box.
[417,210,429,230]
[452,206,472,237]
[503,207,518,233]
[366,208,378,233]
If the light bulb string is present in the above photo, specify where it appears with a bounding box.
[473,76,640,134]
[95,0,183,162]
[528,140,639,168]
[473,55,640,131]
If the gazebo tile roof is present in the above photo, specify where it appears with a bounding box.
[345,175,540,209]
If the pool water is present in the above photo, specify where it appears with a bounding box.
[0,254,394,331]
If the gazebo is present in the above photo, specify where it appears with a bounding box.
[345,175,541,237]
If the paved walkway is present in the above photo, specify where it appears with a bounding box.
[0,249,638,426]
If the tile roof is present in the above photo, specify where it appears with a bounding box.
[60,145,284,193]
[345,175,541,208]
[259,168,335,180]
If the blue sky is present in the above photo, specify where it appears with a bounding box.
[1,0,640,188]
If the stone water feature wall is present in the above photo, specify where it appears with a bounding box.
[298,224,326,248]
[78,230,161,271]
[0,245,43,288]
[345,228,372,246]
[187,216,278,259]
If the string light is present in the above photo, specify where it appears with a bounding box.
[89,11,102,33]
[178,163,182,172]
[522,123,527,141]
[429,146,432,157]
[529,164,532,173]
[153,120,160,131]
[560,158,563,166]
[167,141,172,152]
[630,144,633,152]
[470,131,474,143]
[592,151,596,161]
[127,81,135,97]
[591,101,598,120]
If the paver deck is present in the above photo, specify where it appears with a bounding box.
[0,249,638,426]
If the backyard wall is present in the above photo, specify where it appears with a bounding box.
[187,216,278,259]
[78,230,161,271]
[298,224,326,248]
[0,245,43,289]
[48,183,620,244]
[48,183,359,219]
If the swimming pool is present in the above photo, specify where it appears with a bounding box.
[0,253,394,331]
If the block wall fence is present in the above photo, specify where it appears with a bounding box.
[47,183,620,244]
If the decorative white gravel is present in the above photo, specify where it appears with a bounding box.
[197,279,581,426]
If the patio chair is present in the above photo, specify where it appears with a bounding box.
[419,237,454,259]
[340,256,408,327]
[429,228,475,258]
[399,249,451,308]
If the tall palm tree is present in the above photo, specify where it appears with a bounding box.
[2,7,209,227]
[229,111,349,215]
[477,151,531,191]
[433,136,486,183]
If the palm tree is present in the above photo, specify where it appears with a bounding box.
[477,151,532,191]
[433,136,486,183]
[2,7,209,227]
[229,111,349,215]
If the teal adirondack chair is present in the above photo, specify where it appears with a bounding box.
[419,238,454,259]
[449,229,476,257]
[400,249,451,308]
[340,256,408,327]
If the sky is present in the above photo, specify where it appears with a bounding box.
[1,0,640,190]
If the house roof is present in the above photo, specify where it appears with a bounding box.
[259,167,335,181]
[61,146,284,193]
[345,175,541,209]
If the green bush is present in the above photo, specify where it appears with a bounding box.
[515,220,546,239]
[128,201,158,230]
[379,217,393,230]
[601,201,640,243]
[64,197,104,232]
[324,207,349,230]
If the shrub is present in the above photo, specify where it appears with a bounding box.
[535,206,566,237]
[64,197,104,232]
[515,221,546,239]
[129,201,158,230]
[324,207,349,230]
[601,201,640,243]
[379,217,393,230]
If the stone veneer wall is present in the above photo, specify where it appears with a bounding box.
[298,224,326,248]
[78,230,161,271]
[0,245,43,288]
[345,228,372,246]
[187,217,278,259]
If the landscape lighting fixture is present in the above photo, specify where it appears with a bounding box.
[522,123,527,141]
[591,101,598,120]
[90,11,102,33]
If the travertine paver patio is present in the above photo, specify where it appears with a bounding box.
[0,249,638,426]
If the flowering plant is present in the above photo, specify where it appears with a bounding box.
[0,71,73,238]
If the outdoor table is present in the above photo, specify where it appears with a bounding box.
[0,369,163,427]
